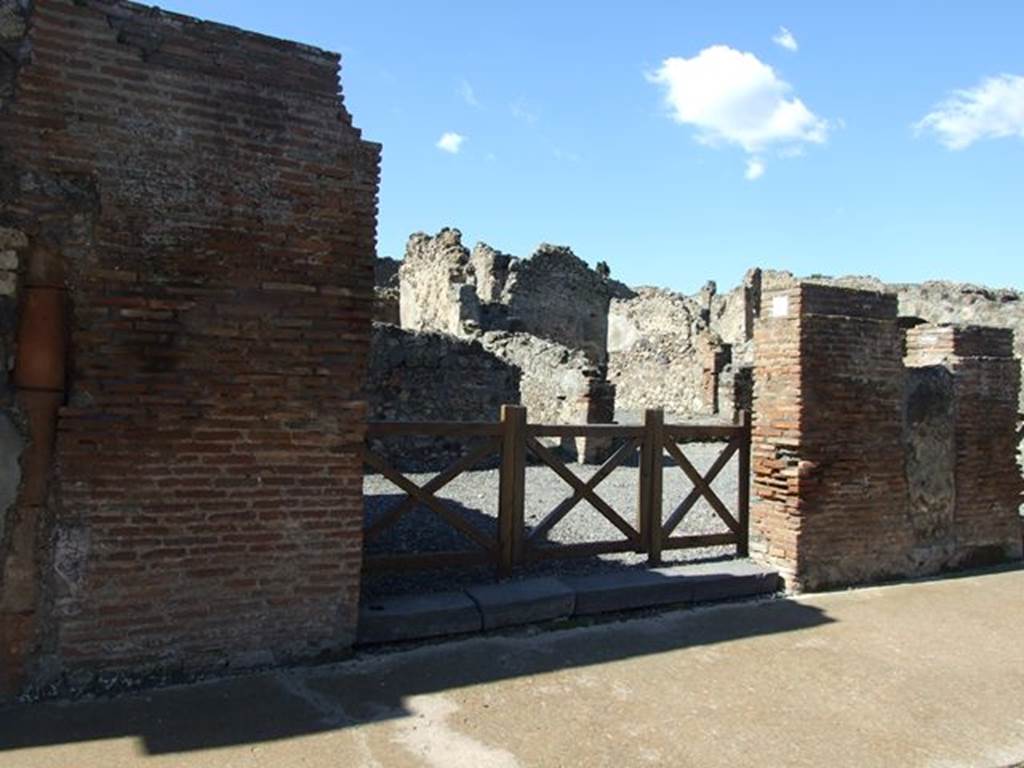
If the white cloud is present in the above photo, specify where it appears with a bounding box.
[459,79,479,107]
[915,74,1024,149]
[745,157,765,180]
[648,46,827,153]
[436,132,465,154]
[773,26,798,52]
[647,45,828,177]
[510,98,538,124]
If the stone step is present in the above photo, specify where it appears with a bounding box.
[357,560,780,646]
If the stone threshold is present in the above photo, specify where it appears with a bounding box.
[357,559,781,645]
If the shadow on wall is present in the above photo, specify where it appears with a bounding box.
[0,592,833,755]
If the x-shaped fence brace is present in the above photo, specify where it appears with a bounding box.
[660,435,742,539]
[524,436,642,547]
[362,439,501,554]
[362,410,749,574]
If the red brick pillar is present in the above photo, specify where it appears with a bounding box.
[752,283,911,590]
[905,325,1023,565]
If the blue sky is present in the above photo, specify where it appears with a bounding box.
[161,1,1024,294]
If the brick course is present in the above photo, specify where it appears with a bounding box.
[0,0,379,693]
[753,284,1022,590]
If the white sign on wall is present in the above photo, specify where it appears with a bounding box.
[771,295,789,318]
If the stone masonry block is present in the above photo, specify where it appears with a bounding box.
[466,577,575,630]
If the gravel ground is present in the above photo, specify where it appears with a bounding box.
[362,440,746,598]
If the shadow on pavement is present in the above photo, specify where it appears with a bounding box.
[0,589,833,756]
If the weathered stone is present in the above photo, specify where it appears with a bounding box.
[0,412,24,545]
[501,243,610,365]
[608,286,718,417]
[385,228,618,462]
[373,256,401,324]
[366,323,519,468]
[903,365,956,561]
[398,228,612,364]
[469,242,511,303]
[565,569,695,615]
[654,561,781,603]
[466,577,575,630]
[358,591,482,644]
[399,228,477,336]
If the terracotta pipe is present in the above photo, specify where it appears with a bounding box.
[13,244,67,507]
[0,244,67,699]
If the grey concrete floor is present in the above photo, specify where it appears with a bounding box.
[2,566,1023,768]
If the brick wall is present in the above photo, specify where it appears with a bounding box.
[906,325,1023,566]
[0,0,379,695]
[753,283,1022,590]
[750,286,806,585]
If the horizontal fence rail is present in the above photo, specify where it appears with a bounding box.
[362,405,751,578]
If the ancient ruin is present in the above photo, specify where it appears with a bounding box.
[753,283,1022,589]
[1,0,1022,710]
[0,0,379,697]
[376,228,616,461]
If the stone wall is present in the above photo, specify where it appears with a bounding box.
[366,324,519,468]
[0,0,379,698]
[373,257,400,325]
[482,330,615,461]
[366,322,612,464]
[501,244,610,365]
[399,228,612,364]
[0,223,28,673]
[752,282,1022,590]
[395,228,616,456]
[399,229,476,336]
[608,286,722,417]
[608,272,761,421]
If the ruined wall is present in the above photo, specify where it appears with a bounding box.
[500,244,610,365]
[373,256,400,325]
[366,322,612,464]
[366,324,519,468]
[395,228,615,450]
[747,270,1024,463]
[609,272,761,421]
[469,242,511,303]
[752,283,1022,591]
[0,0,379,696]
[368,325,519,423]
[608,286,720,417]
[482,331,613,461]
[0,224,28,543]
[0,223,29,690]
[399,229,476,336]
[904,324,1023,565]
[398,228,612,364]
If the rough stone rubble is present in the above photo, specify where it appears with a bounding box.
[373,231,1024,473]
[379,228,614,461]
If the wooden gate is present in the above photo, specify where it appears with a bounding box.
[363,406,750,578]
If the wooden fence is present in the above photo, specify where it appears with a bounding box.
[362,406,751,578]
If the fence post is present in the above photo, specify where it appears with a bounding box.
[642,408,664,566]
[498,404,527,578]
[737,409,751,558]
[637,415,651,554]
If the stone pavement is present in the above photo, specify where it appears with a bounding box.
[2,566,1023,768]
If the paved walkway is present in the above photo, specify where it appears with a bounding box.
[2,567,1023,768]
